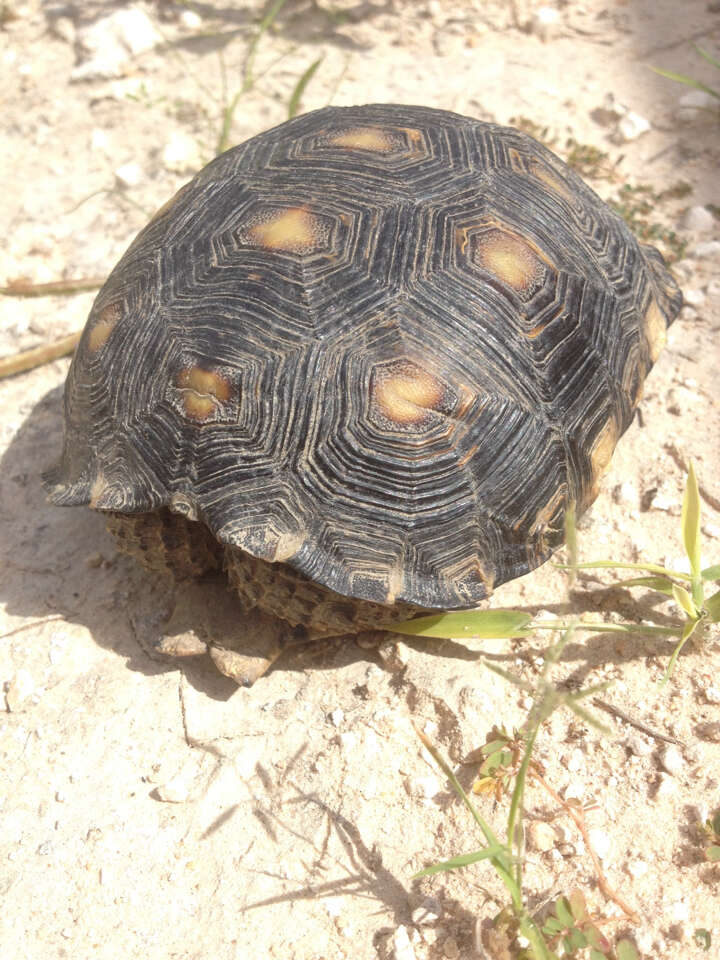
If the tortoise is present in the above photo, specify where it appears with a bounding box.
[44,103,682,684]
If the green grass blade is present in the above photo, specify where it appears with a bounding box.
[556,560,691,579]
[661,617,699,683]
[412,845,505,878]
[705,588,720,621]
[682,462,702,578]
[702,564,720,581]
[672,582,698,618]
[650,65,720,100]
[694,44,720,70]
[606,575,675,595]
[287,56,323,118]
[389,610,533,639]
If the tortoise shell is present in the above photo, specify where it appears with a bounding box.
[45,104,682,618]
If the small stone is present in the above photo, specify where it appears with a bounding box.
[650,491,677,513]
[5,669,35,712]
[530,6,560,41]
[616,111,651,142]
[558,842,576,859]
[626,858,649,878]
[179,9,203,29]
[677,89,718,120]
[567,747,585,772]
[660,744,685,777]
[51,15,76,45]
[612,480,637,505]
[683,288,706,307]
[702,522,720,539]
[693,240,720,258]
[656,772,678,797]
[377,639,411,671]
[55,791,66,803]
[626,733,654,757]
[682,206,715,233]
[702,684,720,705]
[528,820,557,852]
[696,722,720,742]
[114,163,144,188]
[706,278,720,296]
[162,132,203,173]
[563,780,584,801]
[329,708,344,727]
[338,731,358,749]
[72,7,163,81]
[392,925,417,960]
[587,827,611,861]
[405,775,442,800]
[442,936,460,959]
[411,897,442,926]
[667,900,689,923]
[155,774,191,803]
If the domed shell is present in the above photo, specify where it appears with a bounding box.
[45,104,682,611]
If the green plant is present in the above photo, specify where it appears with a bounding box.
[411,630,640,960]
[391,465,719,682]
[609,183,687,262]
[651,45,720,102]
[700,809,720,863]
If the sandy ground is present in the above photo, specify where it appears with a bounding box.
[1,1,719,958]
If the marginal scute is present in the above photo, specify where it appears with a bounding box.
[590,418,618,480]
[86,303,121,353]
[643,298,667,363]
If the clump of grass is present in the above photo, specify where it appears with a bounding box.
[412,630,640,960]
[700,809,720,864]
[398,466,718,956]
[609,184,687,262]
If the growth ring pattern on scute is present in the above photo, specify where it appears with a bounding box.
[45,104,682,611]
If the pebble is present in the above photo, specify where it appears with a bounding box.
[587,827,611,861]
[114,162,143,188]
[5,669,35,712]
[626,858,649,878]
[682,205,716,233]
[626,733,654,757]
[530,7,560,41]
[616,111,651,142]
[667,899,689,923]
[702,684,720,705]
[405,775,442,800]
[567,747,585,772]
[179,9,203,30]
[392,925,417,960]
[650,491,678,514]
[528,820,557,852]
[656,773,678,797]
[329,708,344,727]
[612,480,637,505]
[155,773,191,803]
[706,279,720,296]
[683,287,706,307]
[411,898,442,926]
[693,240,720,259]
[702,522,720,539]
[677,89,719,120]
[162,132,203,174]
[72,7,163,81]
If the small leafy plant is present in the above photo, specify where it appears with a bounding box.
[411,630,640,959]
[391,464,720,682]
[700,809,720,863]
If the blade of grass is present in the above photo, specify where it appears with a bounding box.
[682,462,704,607]
[650,65,720,100]
[389,610,533,639]
[287,56,323,118]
